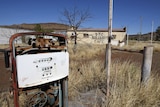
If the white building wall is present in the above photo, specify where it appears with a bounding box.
[0,27,32,44]
[67,30,126,46]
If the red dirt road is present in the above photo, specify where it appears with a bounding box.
[112,50,160,74]
[0,53,11,91]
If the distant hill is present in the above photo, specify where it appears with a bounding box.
[129,32,157,41]
[0,22,69,31]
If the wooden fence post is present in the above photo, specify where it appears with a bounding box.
[106,43,111,96]
[141,45,153,83]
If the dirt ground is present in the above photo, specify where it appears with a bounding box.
[0,50,159,91]
[0,53,11,91]
[112,50,160,73]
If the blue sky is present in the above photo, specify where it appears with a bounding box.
[0,0,160,34]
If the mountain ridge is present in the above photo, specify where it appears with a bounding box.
[0,22,69,31]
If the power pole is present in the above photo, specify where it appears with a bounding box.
[139,16,143,41]
[151,21,154,44]
[106,0,113,97]
[126,26,129,45]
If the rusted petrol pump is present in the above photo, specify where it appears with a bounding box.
[4,32,69,107]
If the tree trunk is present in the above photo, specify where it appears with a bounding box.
[74,32,77,45]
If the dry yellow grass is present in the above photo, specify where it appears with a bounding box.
[68,42,160,107]
[0,42,160,106]
[113,40,160,52]
[0,44,9,49]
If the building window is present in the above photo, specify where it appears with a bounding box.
[83,33,89,38]
[70,33,75,40]
[112,35,116,39]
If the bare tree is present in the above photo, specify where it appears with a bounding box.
[61,6,92,45]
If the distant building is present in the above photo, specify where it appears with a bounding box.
[0,26,127,46]
[67,27,127,46]
[0,27,32,44]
